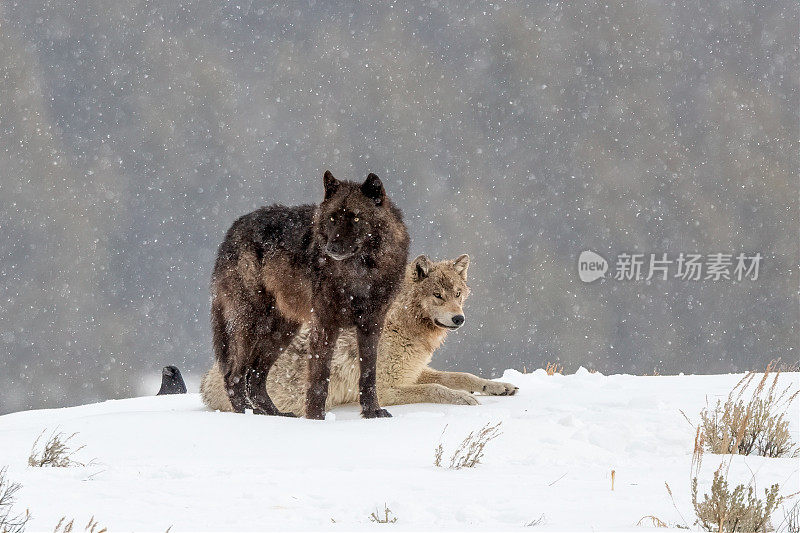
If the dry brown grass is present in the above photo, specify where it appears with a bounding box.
[698,363,798,458]
[368,504,397,524]
[52,516,107,533]
[0,467,30,533]
[545,362,563,376]
[524,514,546,527]
[774,360,800,373]
[691,468,784,532]
[28,430,88,468]
[666,424,793,531]
[434,422,503,469]
[688,422,791,532]
[637,515,667,528]
[777,501,799,533]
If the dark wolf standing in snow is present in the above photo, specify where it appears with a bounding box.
[201,254,518,416]
[211,171,409,419]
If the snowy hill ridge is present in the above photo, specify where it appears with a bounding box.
[1,369,797,531]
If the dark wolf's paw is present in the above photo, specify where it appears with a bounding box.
[362,408,392,419]
[252,406,298,417]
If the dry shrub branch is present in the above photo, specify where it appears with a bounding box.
[0,467,30,533]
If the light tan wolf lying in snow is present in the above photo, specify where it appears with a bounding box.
[200,254,518,416]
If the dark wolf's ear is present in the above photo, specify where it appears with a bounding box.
[323,170,340,200]
[361,173,385,206]
[411,255,432,282]
[452,254,470,280]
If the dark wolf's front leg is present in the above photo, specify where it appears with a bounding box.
[306,322,337,420]
[356,325,391,418]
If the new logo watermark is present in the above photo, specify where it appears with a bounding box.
[578,251,609,282]
[578,251,762,283]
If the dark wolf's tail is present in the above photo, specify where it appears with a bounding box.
[157,365,187,395]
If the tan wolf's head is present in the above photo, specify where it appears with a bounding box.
[407,254,471,330]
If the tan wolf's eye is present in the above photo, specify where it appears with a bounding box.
[354,217,359,222]
[456,290,461,298]
[433,292,443,300]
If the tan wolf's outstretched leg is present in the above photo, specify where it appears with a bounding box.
[417,368,519,396]
[378,384,479,406]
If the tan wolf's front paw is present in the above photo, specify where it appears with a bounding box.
[481,381,519,396]
[452,390,480,405]
[362,408,392,418]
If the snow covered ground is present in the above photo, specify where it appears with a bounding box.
[0,369,797,531]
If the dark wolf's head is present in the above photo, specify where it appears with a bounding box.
[405,254,471,330]
[314,170,402,261]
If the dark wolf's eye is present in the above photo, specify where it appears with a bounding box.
[330,216,335,222]
[433,292,443,300]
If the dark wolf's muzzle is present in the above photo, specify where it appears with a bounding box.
[325,242,357,261]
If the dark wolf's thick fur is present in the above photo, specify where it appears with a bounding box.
[211,171,409,419]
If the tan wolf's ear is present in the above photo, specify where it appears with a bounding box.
[323,170,340,200]
[361,173,385,205]
[453,254,470,280]
[411,255,432,282]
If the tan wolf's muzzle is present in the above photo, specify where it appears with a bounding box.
[434,313,465,330]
